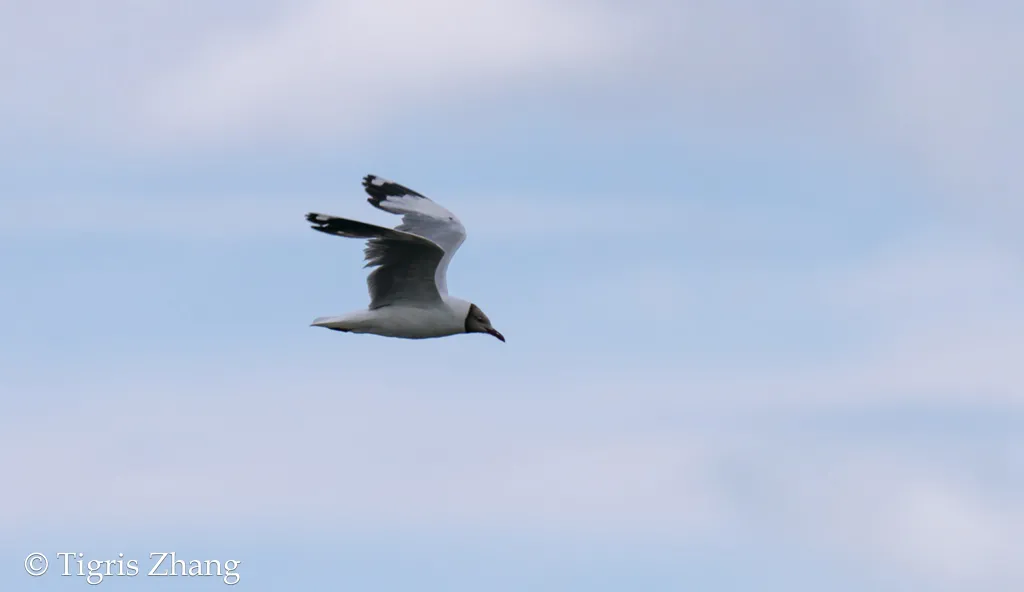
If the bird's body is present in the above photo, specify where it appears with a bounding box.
[306,175,504,342]
[310,296,473,339]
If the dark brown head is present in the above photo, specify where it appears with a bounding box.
[464,303,504,342]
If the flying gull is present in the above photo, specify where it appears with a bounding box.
[306,174,504,342]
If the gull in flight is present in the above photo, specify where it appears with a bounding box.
[306,174,505,342]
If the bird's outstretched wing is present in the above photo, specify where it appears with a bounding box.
[362,175,467,295]
[306,212,446,309]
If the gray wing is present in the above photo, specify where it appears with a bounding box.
[362,175,467,295]
[306,212,445,309]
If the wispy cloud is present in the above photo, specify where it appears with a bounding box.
[3,368,1019,588]
[135,0,630,146]
[4,0,1020,215]
[733,442,1024,590]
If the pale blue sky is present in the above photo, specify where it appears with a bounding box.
[2,1,1022,590]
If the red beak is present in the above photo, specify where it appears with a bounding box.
[487,328,505,342]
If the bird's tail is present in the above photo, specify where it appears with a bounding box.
[310,316,350,330]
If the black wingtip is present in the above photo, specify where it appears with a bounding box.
[306,212,332,228]
[361,174,427,201]
[363,175,384,206]
[303,214,400,241]
[306,212,344,236]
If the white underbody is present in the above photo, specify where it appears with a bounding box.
[311,296,471,339]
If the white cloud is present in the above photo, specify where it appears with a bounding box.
[778,452,1024,589]
[4,0,1020,219]
[0,1,288,143]
[2,372,1019,588]
[828,236,1020,323]
[785,234,1024,406]
[133,0,630,146]
[0,378,726,537]
[843,0,1024,209]
[565,0,1024,216]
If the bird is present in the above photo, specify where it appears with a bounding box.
[305,174,505,342]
